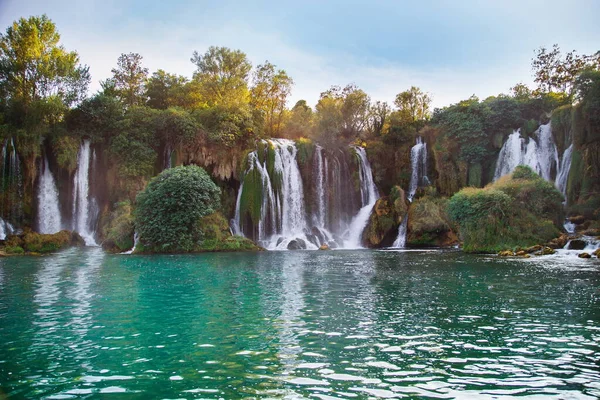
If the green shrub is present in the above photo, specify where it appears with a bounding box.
[447,166,562,253]
[135,165,221,253]
[102,201,135,252]
[21,230,72,253]
[5,246,24,254]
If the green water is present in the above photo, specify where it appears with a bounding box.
[0,249,599,399]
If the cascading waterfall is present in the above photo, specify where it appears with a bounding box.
[313,145,326,228]
[0,218,14,240]
[392,218,408,248]
[121,232,140,255]
[72,140,98,246]
[494,123,559,182]
[1,138,24,228]
[234,140,377,250]
[270,139,311,249]
[555,143,573,202]
[407,137,428,202]
[343,146,378,249]
[393,136,429,248]
[37,155,63,234]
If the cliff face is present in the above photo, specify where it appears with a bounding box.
[3,91,598,249]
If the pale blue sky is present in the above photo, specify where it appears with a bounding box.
[1,0,598,108]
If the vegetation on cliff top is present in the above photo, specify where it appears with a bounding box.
[1,14,598,251]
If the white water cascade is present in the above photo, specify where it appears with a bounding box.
[121,232,140,255]
[392,137,429,248]
[494,123,559,182]
[273,139,309,242]
[72,140,98,246]
[234,141,379,250]
[392,217,408,249]
[407,137,428,202]
[37,156,62,234]
[344,147,379,249]
[555,143,573,202]
[313,145,326,228]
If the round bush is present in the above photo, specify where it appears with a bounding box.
[135,165,221,252]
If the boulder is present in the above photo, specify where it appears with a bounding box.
[515,250,527,256]
[540,247,556,255]
[306,234,320,248]
[524,245,542,253]
[287,239,306,250]
[567,239,587,250]
[578,252,591,259]
[276,237,284,247]
[319,244,330,250]
[498,250,514,257]
[592,248,600,258]
[311,227,327,245]
[569,215,585,225]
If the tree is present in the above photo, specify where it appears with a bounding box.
[315,84,370,144]
[367,100,390,136]
[110,52,148,106]
[135,165,221,253]
[250,61,293,136]
[282,100,313,139]
[0,15,90,125]
[190,46,252,107]
[146,69,189,109]
[394,86,431,129]
[532,44,599,96]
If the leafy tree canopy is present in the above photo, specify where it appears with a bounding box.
[135,165,221,253]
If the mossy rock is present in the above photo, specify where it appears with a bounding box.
[3,230,84,254]
[362,194,407,248]
[407,195,457,247]
[102,201,135,253]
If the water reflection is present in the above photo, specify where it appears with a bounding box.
[0,249,598,398]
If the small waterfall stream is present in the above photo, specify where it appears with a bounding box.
[1,138,24,228]
[344,146,378,249]
[37,155,62,234]
[393,137,429,248]
[313,145,326,228]
[494,121,574,205]
[407,137,428,202]
[555,143,573,202]
[494,123,559,182]
[72,140,98,246]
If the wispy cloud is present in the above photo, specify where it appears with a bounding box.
[1,0,598,109]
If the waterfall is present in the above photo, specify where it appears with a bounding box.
[313,145,326,228]
[37,156,62,234]
[407,137,428,202]
[555,143,573,202]
[271,139,310,248]
[392,217,408,248]
[0,218,11,240]
[391,137,429,248]
[72,140,97,246]
[231,181,244,236]
[344,147,378,249]
[234,140,376,250]
[1,138,24,228]
[121,231,139,255]
[494,123,559,182]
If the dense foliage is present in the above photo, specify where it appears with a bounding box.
[135,165,221,253]
[448,166,563,253]
[0,14,598,252]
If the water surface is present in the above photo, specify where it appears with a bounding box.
[1,249,599,399]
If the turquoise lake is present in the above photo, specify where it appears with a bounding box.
[0,248,599,399]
